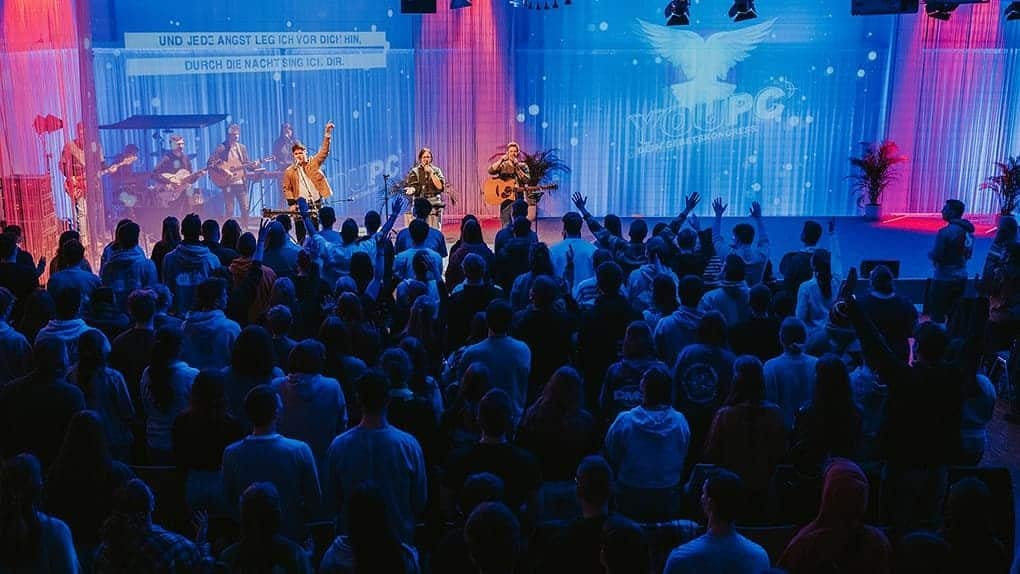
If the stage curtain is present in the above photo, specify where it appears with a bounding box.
[885,0,1020,215]
[0,0,84,223]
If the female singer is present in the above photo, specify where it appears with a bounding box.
[404,147,446,229]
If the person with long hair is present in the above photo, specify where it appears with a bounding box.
[946,339,996,465]
[222,325,283,429]
[509,242,559,312]
[791,354,863,466]
[69,329,135,460]
[320,481,420,574]
[402,296,444,375]
[50,229,92,275]
[642,273,680,326]
[796,249,839,334]
[219,482,312,572]
[440,361,491,453]
[447,218,494,288]
[172,370,245,514]
[703,356,788,512]
[600,321,669,429]
[94,478,203,571]
[319,317,368,421]
[139,326,197,464]
[150,216,181,282]
[398,335,444,415]
[379,346,441,465]
[221,219,243,252]
[517,366,599,482]
[0,454,78,572]
[44,411,134,564]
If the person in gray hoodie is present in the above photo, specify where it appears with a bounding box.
[35,286,107,364]
[764,317,818,430]
[271,339,347,475]
[162,214,221,316]
[181,277,240,370]
[100,221,157,311]
[928,199,975,322]
[604,365,690,521]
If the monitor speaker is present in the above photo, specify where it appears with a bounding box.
[851,0,919,14]
[402,0,438,13]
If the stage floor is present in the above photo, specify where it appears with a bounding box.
[446,213,1001,279]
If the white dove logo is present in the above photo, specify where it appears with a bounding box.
[637,18,777,108]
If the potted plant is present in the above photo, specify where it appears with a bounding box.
[980,156,1020,221]
[848,140,907,221]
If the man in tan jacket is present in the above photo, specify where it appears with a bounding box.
[282,121,335,237]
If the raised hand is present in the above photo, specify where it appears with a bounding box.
[838,267,858,302]
[391,195,406,214]
[750,201,762,219]
[712,198,728,217]
[571,192,588,212]
[688,212,701,231]
[684,192,701,213]
[325,121,335,135]
[297,197,310,218]
[257,218,271,245]
[192,510,208,543]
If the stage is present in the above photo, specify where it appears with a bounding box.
[453,212,999,280]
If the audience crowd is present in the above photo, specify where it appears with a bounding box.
[0,191,1016,573]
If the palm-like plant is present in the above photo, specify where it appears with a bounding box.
[980,156,1020,215]
[520,148,570,186]
[848,141,908,206]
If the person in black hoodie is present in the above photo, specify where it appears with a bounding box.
[0,337,84,468]
[513,275,577,402]
[578,261,640,410]
[493,217,535,293]
[835,267,963,535]
[728,283,782,363]
[448,253,505,351]
[778,220,823,297]
[858,264,918,362]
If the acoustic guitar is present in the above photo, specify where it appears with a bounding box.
[208,155,272,188]
[156,168,208,204]
[482,180,558,206]
[63,154,138,201]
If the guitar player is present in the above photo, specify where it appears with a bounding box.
[208,123,257,229]
[487,141,530,226]
[59,123,135,247]
[154,135,198,216]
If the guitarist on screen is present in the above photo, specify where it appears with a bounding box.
[59,122,136,247]
[208,123,257,229]
[488,141,530,226]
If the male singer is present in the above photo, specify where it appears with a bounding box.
[488,141,530,226]
[404,147,446,230]
[282,120,335,236]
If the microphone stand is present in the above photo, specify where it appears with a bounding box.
[382,173,390,219]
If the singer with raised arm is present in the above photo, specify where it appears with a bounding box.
[488,141,530,226]
[404,147,446,230]
[282,120,334,237]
